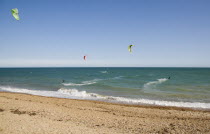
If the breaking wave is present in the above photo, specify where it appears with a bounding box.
[62,79,100,86]
[112,76,124,80]
[100,71,108,74]
[1,86,210,109]
[143,78,168,89]
[62,76,124,86]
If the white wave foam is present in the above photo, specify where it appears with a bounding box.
[62,79,99,86]
[1,86,210,109]
[63,82,94,86]
[63,76,124,87]
[112,97,210,109]
[100,71,108,74]
[0,86,70,98]
[58,88,100,98]
[143,78,168,89]
[112,76,123,79]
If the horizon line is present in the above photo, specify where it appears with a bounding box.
[0,66,210,68]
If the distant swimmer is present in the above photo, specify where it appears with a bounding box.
[168,77,171,79]
[62,80,65,83]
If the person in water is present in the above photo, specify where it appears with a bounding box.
[168,76,171,79]
[62,80,65,83]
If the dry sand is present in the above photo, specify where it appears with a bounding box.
[0,91,210,134]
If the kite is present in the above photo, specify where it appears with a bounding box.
[84,55,86,60]
[11,8,20,20]
[128,45,134,53]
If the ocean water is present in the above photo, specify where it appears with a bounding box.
[0,67,210,109]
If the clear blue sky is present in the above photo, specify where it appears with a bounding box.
[1,0,210,67]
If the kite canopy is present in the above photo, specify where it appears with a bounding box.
[84,55,86,60]
[128,45,134,53]
[11,8,20,20]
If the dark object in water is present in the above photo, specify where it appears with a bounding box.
[62,80,65,83]
[168,77,171,79]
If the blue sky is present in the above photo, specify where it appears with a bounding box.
[0,0,210,67]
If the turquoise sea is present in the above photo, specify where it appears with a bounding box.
[0,67,210,109]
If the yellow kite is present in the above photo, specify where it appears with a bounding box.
[128,45,134,53]
[11,8,20,20]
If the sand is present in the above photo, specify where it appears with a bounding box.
[0,92,210,134]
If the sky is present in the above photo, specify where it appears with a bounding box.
[0,0,210,67]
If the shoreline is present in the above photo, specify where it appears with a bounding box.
[1,91,210,133]
[1,91,210,112]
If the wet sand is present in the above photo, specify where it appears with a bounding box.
[0,91,210,134]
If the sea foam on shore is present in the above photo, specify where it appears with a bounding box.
[1,86,210,109]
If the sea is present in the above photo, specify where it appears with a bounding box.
[0,67,210,109]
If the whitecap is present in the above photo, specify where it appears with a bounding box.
[62,79,100,86]
[143,78,168,89]
[100,71,108,74]
[1,86,210,109]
